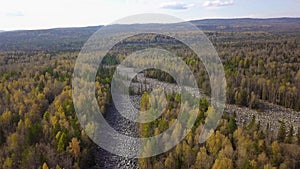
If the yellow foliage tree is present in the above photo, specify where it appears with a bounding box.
[68,137,80,159]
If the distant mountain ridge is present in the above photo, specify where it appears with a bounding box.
[190,17,300,32]
[0,18,299,51]
[0,26,101,51]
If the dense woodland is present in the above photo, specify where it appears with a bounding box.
[0,18,299,168]
[138,92,300,169]
[0,52,112,168]
[108,31,300,110]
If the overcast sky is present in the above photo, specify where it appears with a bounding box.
[0,0,299,30]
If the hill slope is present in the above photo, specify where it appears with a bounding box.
[0,18,299,51]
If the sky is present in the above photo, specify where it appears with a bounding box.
[0,0,299,30]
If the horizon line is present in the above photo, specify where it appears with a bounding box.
[1,16,299,32]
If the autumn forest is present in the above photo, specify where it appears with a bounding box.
[0,18,300,169]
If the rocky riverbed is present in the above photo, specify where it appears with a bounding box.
[92,68,300,168]
[91,98,140,169]
[132,72,300,134]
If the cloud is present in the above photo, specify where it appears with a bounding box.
[203,0,234,7]
[160,2,195,10]
[6,11,24,17]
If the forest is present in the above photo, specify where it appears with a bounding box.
[0,18,299,168]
